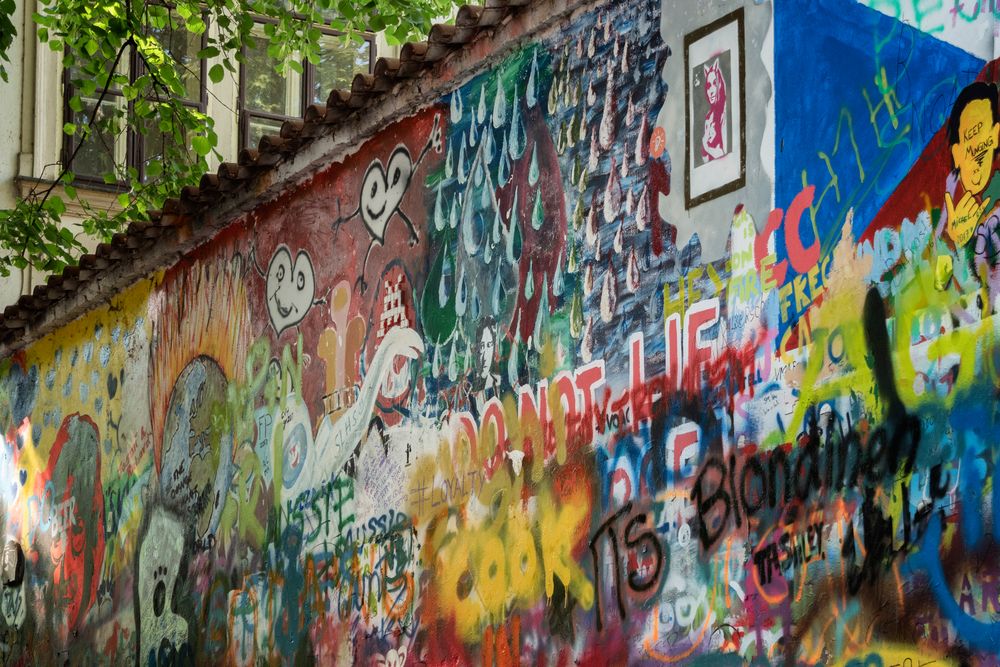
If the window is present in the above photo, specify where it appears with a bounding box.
[61,10,207,184]
[239,24,375,149]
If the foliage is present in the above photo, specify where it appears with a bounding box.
[0,0,454,276]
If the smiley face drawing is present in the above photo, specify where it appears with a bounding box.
[265,245,317,334]
[360,147,413,244]
[333,113,443,291]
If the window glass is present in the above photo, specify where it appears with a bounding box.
[311,35,371,105]
[148,15,203,102]
[246,116,285,149]
[70,96,124,178]
[244,34,302,116]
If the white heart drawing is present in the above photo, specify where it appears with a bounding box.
[385,646,407,667]
[266,246,316,334]
[360,146,413,243]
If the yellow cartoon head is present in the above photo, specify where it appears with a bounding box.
[949,83,1000,196]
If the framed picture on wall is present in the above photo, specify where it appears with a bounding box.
[684,8,746,209]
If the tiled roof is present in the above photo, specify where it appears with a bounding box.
[1,0,531,347]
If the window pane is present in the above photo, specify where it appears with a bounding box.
[312,36,371,105]
[247,115,285,149]
[69,51,129,93]
[140,117,191,182]
[148,15,203,102]
[243,34,301,116]
[70,96,124,179]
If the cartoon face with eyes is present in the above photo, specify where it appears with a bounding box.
[265,245,316,335]
[360,147,414,243]
[330,113,443,292]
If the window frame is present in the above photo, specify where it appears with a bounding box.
[238,18,376,150]
[60,13,209,185]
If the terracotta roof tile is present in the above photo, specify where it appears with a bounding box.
[0,1,534,347]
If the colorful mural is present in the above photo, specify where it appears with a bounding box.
[3,0,1000,663]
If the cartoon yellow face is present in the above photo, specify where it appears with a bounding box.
[951,98,1000,196]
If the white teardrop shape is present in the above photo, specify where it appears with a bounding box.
[493,78,507,128]
[626,93,636,127]
[526,50,539,108]
[584,263,594,295]
[635,115,648,166]
[587,79,597,107]
[450,91,463,124]
[603,158,622,224]
[450,197,460,230]
[589,129,600,171]
[508,90,525,158]
[434,184,446,231]
[483,124,495,163]
[445,139,454,178]
[448,339,458,381]
[586,204,599,248]
[492,207,502,244]
[469,118,478,147]
[531,189,544,231]
[533,277,548,352]
[491,276,504,314]
[625,187,634,216]
[621,40,629,75]
[432,342,442,378]
[599,67,615,150]
[600,262,618,323]
[498,134,511,184]
[619,147,629,179]
[478,85,487,125]
[462,206,481,257]
[636,184,648,231]
[626,248,640,293]
[455,265,467,316]
[613,221,624,255]
[528,143,540,187]
[458,140,468,184]
[552,255,564,297]
[524,260,535,300]
[439,253,451,306]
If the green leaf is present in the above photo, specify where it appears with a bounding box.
[288,60,303,75]
[68,95,84,113]
[44,197,66,217]
[191,135,211,156]
[209,63,224,83]
[117,193,130,207]
[197,46,220,59]
[145,161,162,179]
[63,122,76,136]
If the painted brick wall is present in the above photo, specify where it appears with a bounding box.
[0,0,998,663]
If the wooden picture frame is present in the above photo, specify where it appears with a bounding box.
[684,8,746,209]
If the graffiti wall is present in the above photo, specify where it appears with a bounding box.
[3,0,1000,663]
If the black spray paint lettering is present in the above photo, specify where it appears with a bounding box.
[589,501,665,631]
